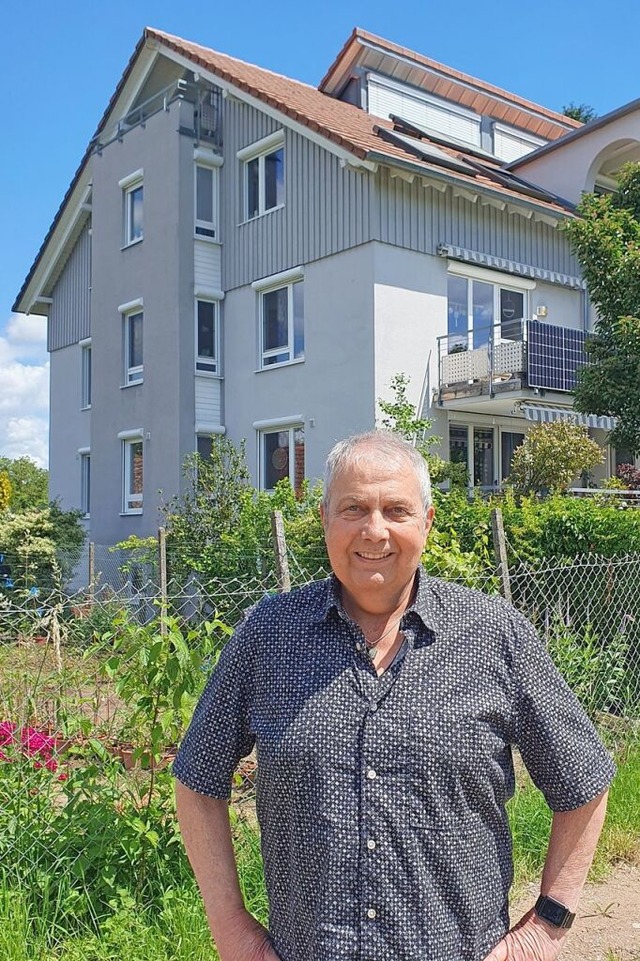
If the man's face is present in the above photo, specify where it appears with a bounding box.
[320,452,434,611]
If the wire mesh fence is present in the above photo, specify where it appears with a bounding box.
[1,526,639,948]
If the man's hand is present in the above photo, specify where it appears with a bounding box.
[215,907,281,961]
[483,909,566,961]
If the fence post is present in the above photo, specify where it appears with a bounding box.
[158,527,168,633]
[271,510,291,593]
[491,508,512,604]
[88,542,95,605]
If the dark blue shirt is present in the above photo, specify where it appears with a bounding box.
[174,570,615,961]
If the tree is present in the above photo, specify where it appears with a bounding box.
[0,472,11,511]
[0,457,48,511]
[564,162,640,454]
[509,422,603,495]
[562,102,597,124]
[378,373,467,487]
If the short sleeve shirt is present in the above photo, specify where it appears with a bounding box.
[173,570,615,961]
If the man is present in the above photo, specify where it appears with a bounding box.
[174,430,615,961]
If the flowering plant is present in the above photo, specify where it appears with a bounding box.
[0,720,68,779]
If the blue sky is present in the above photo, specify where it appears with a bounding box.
[2,0,639,465]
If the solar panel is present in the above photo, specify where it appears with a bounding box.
[527,321,588,392]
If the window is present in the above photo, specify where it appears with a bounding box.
[196,300,219,373]
[79,450,90,516]
[260,426,305,493]
[121,435,144,513]
[473,428,495,489]
[122,308,143,385]
[80,341,92,408]
[501,431,525,481]
[447,273,527,352]
[195,165,217,238]
[238,131,285,220]
[119,170,144,246]
[197,435,213,461]
[256,277,304,368]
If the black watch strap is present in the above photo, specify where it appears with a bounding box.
[534,895,575,930]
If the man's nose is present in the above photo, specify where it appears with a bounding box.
[361,510,387,539]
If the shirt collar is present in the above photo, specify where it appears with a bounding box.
[313,567,439,635]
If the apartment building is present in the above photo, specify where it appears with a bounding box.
[14,27,640,542]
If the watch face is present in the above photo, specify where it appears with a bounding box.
[545,901,566,925]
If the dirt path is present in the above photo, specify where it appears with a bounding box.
[512,863,640,961]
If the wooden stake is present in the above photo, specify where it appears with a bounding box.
[271,510,291,593]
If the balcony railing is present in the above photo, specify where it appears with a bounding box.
[437,319,589,400]
[95,80,223,153]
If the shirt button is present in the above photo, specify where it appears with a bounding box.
[355,642,363,652]
[367,838,376,850]
[366,768,377,780]
[366,907,377,919]
[369,700,377,712]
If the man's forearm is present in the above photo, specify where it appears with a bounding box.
[541,788,609,910]
[483,789,609,960]
[175,780,246,940]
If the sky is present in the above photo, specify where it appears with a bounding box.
[2,0,639,467]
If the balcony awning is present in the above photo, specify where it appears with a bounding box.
[521,404,617,430]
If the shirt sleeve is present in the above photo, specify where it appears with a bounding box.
[172,617,256,799]
[510,611,616,811]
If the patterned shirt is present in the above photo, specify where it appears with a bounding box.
[174,570,615,961]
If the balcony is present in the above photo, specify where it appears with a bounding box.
[95,80,223,153]
[437,319,589,404]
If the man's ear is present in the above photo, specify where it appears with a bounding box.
[424,505,435,539]
[319,501,326,528]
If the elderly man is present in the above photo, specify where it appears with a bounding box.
[174,430,614,961]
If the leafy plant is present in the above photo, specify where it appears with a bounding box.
[509,422,603,495]
[546,619,630,717]
[564,162,640,454]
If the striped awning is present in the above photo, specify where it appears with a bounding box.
[521,404,617,430]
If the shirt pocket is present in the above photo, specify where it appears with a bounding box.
[406,707,485,829]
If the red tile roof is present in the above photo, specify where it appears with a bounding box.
[319,28,581,141]
[148,28,574,216]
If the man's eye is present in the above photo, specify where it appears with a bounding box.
[389,507,409,516]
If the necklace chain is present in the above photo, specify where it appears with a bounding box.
[364,615,404,655]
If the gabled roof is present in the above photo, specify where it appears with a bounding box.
[319,28,581,142]
[147,28,575,214]
[14,28,577,315]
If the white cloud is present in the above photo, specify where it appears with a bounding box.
[0,313,49,467]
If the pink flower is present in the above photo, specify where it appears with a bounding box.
[21,727,56,758]
[57,772,68,782]
[45,757,58,773]
[0,722,17,746]
[0,750,11,762]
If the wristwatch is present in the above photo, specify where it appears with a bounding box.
[534,895,575,929]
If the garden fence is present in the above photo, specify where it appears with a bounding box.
[1,530,639,948]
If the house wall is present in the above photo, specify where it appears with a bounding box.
[88,99,196,544]
[48,343,91,511]
[223,242,377,486]
[48,222,91,351]
[513,110,640,204]
[373,168,580,278]
[221,100,375,290]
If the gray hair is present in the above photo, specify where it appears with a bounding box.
[323,430,432,513]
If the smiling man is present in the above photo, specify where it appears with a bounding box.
[174,430,614,961]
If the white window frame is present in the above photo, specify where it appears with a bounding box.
[237,130,285,221]
[80,338,92,409]
[254,418,305,492]
[446,263,535,351]
[78,447,90,517]
[119,169,144,247]
[195,291,223,375]
[252,267,304,370]
[119,429,144,515]
[119,298,144,386]
[493,123,546,162]
[194,149,222,240]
